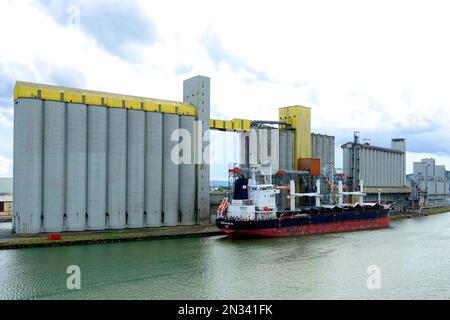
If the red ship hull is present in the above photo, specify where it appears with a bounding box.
[219,216,390,238]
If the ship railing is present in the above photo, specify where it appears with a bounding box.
[231,199,254,205]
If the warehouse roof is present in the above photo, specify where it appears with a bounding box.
[312,132,335,139]
[341,142,404,154]
[365,186,411,194]
[0,195,12,202]
[14,81,197,116]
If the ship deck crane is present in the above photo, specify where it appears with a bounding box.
[338,180,366,206]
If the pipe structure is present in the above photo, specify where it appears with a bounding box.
[315,180,321,207]
[251,120,288,127]
[338,181,344,206]
[229,167,310,176]
[359,180,364,206]
[289,179,323,211]
[276,170,310,176]
[290,180,296,211]
[338,179,366,207]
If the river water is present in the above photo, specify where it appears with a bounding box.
[0,213,449,300]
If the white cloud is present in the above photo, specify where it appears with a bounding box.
[1,0,450,180]
[0,108,13,128]
[0,155,13,177]
[406,152,450,175]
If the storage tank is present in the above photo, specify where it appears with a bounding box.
[286,130,294,170]
[42,101,66,232]
[146,112,163,227]
[269,129,279,171]
[14,81,199,234]
[359,147,366,184]
[87,105,107,230]
[126,109,146,228]
[311,133,335,173]
[258,128,269,164]
[278,130,287,170]
[66,103,87,231]
[179,115,196,225]
[238,131,248,165]
[163,113,180,226]
[277,130,289,211]
[314,134,323,162]
[13,100,19,232]
[107,107,127,229]
[16,99,43,234]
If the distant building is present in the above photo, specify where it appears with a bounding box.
[0,178,13,217]
[409,159,449,208]
[447,171,450,195]
[0,195,13,216]
[341,134,410,211]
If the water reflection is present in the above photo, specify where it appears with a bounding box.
[0,213,449,300]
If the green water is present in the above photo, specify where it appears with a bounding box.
[1,213,450,300]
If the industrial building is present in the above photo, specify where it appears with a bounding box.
[13,77,210,234]
[14,75,323,234]
[342,134,410,207]
[14,74,426,235]
[237,108,336,175]
[409,159,449,208]
[311,133,335,173]
[238,126,283,170]
[0,178,13,219]
[447,171,450,197]
[236,108,336,210]
[0,195,13,217]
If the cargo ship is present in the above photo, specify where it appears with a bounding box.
[216,165,392,238]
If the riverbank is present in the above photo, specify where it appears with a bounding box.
[0,216,12,223]
[2,206,449,250]
[391,206,450,220]
[0,225,223,250]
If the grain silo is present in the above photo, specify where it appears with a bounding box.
[126,109,146,229]
[145,112,163,227]
[13,77,209,234]
[162,113,180,227]
[179,115,196,226]
[311,133,335,173]
[14,98,43,234]
[87,105,108,231]
[239,127,281,171]
[341,134,410,206]
[66,103,87,231]
[107,107,127,230]
[42,101,66,233]
[278,130,287,170]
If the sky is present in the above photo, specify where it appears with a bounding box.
[0,0,450,180]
